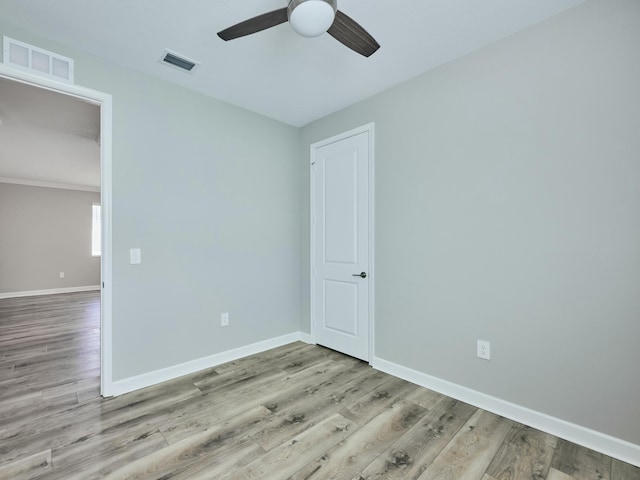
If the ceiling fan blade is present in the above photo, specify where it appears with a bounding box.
[217,8,289,41]
[327,10,380,57]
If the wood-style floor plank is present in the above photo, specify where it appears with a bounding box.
[340,375,422,426]
[1,292,639,479]
[226,413,357,480]
[101,407,272,480]
[0,448,51,480]
[249,366,389,453]
[546,468,579,480]
[613,459,640,480]
[291,399,427,480]
[551,439,613,480]
[485,423,557,480]
[356,397,478,480]
[49,429,169,480]
[415,410,513,480]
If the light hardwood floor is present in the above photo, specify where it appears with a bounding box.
[0,292,638,480]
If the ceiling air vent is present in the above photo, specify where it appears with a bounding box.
[160,49,200,73]
[2,36,74,83]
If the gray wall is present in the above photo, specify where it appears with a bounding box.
[0,20,301,381]
[300,0,640,445]
[0,183,100,293]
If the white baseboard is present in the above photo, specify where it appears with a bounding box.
[106,332,312,397]
[372,356,640,468]
[297,332,315,345]
[0,285,101,299]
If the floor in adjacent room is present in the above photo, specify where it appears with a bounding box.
[0,291,638,479]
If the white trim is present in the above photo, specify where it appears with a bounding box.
[0,285,100,299]
[100,86,114,398]
[309,123,376,363]
[0,176,99,192]
[309,157,316,342]
[372,356,640,468]
[309,155,317,342]
[0,64,114,399]
[297,332,315,345]
[367,125,375,362]
[109,333,312,397]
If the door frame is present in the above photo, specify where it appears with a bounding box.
[310,123,375,363]
[0,64,114,396]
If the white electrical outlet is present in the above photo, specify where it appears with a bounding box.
[221,312,229,327]
[477,340,491,360]
[59,272,65,279]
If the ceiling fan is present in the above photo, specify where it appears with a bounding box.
[217,0,380,58]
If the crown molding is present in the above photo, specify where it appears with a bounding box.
[0,176,99,192]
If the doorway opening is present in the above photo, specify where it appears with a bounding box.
[0,65,113,395]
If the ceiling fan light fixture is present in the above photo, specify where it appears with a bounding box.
[288,0,337,38]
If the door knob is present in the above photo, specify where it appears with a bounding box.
[352,272,367,278]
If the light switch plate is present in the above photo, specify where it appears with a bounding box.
[130,248,141,265]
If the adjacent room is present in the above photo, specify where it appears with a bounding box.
[0,0,638,478]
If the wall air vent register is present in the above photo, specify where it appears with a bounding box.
[2,36,74,84]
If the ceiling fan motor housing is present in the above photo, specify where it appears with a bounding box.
[288,0,338,37]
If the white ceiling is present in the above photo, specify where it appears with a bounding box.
[0,0,588,127]
[0,77,100,188]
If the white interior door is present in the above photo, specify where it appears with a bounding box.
[311,126,372,361]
